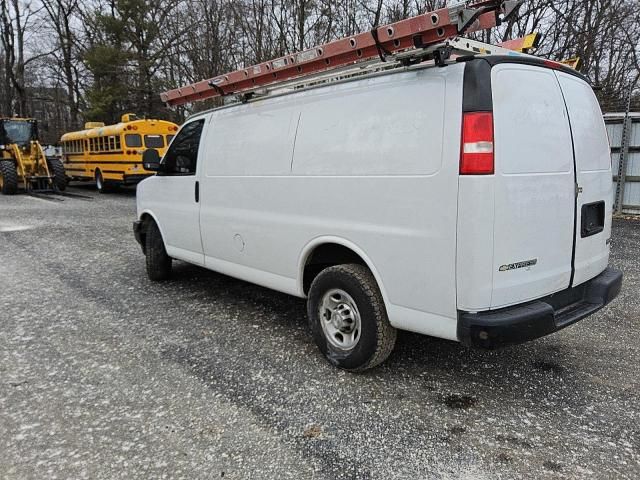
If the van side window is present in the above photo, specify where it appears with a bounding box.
[161,120,205,176]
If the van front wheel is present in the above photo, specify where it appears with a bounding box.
[307,264,396,371]
[145,220,172,281]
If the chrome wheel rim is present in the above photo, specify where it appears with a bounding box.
[96,172,102,190]
[319,289,361,350]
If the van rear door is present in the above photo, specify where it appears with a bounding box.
[555,72,612,287]
[490,64,576,308]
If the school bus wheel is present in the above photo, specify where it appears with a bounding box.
[95,169,110,193]
[0,160,19,195]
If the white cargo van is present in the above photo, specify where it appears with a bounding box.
[134,55,622,371]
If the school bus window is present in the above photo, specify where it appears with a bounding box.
[144,135,164,148]
[166,135,175,145]
[125,134,142,148]
[115,136,121,150]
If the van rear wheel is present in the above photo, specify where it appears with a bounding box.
[145,220,172,281]
[307,264,396,371]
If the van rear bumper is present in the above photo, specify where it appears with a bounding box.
[457,267,622,349]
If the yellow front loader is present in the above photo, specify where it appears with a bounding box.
[0,117,66,195]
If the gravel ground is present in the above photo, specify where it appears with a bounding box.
[0,185,639,479]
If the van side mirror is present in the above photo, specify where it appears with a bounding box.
[143,149,163,172]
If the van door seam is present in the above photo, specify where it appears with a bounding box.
[554,72,578,288]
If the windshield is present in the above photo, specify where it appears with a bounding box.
[125,134,142,148]
[3,120,34,145]
[145,135,164,148]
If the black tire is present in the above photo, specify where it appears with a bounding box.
[307,264,397,371]
[47,158,67,192]
[0,160,19,195]
[95,169,109,193]
[145,220,172,281]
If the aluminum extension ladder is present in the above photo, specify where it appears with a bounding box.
[160,0,528,106]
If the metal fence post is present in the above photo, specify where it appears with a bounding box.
[614,86,632,214]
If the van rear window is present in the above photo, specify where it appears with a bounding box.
[125,134,142,148]
[145,135,164,148]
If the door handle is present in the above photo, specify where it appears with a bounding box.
[195,181,200,203]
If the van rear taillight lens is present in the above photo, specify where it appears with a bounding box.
[460,112,494,175]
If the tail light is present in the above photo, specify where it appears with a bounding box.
[460,112,494,175]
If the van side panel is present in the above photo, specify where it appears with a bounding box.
[199,66,465,338]
[292,74,444,176]
[555,72,612,287]
[490,64,575,308]
[456,176,495,311]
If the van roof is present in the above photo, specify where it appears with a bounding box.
[184,55,590,123]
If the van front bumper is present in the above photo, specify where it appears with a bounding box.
[457,267,622,349]
[124,173,154,185]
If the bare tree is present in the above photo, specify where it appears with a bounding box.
[0,0,638,128]
[40,0,82,127]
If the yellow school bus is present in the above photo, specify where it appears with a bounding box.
[61,113,179,192]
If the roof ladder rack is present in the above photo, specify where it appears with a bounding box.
[160,0,524,106]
